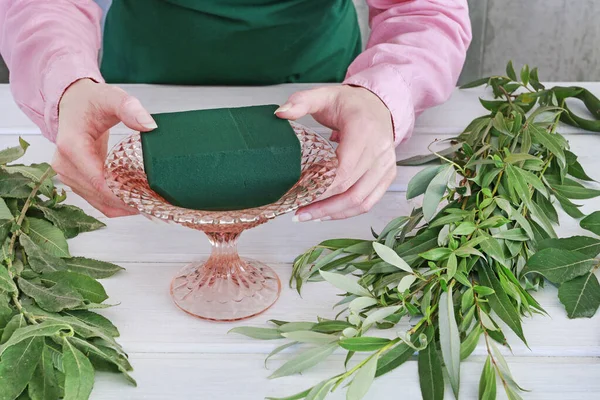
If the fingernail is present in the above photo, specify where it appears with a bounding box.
[312,216,331,222]
[128,98,157,129]
[292,212,312,222]
[274,103,293,114]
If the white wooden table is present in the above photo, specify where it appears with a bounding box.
[1,84,599,399]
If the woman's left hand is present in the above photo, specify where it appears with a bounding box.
[275,85,397,221]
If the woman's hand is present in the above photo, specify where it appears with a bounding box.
[276,85,397,221]
[54,79,157,217]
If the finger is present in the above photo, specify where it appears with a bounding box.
[274,87,338,124]
[55,139,113,202]
[328,166,397,220]
[58,174,137,218]
[95,86,157,133]
[53,154,135,214]
[330,130,340,143]
[296,155,396,221]
[320,132,370,200]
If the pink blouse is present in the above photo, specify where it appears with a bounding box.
[0,0,471,145]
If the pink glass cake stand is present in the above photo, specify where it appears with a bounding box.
[104,122,337,321]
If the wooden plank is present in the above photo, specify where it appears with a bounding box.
[0,130,599,193]
[95,262,600,356]
[1,83,599,136]
[91,354,600,400]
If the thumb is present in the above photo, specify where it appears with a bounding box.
[274,87,339,122]
[95,86,157,133]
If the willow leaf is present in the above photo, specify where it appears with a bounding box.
[418,343,444,400]
[439,289,460,398]
[478,265,527,344]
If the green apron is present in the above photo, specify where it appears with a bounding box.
[100,0,361,85]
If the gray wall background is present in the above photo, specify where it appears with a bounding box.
[0,0,598,84]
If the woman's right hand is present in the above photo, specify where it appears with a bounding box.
[53,78,157,217]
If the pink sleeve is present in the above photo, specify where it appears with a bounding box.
[344,0,472,145]
[0,0,105,142]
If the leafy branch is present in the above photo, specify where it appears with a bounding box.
[232,62,600,400]
[0,139,132,400]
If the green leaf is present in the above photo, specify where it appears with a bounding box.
[281,331,337,344]
[0,219,11,246]
[0,170,32,198]
[567,159,595,182]
[478,235,508,267]
[478,264,527,344]
[419,248,452,261]
[546,176,600,200]
[418,343,444,400]
[279,322,315,333]
[439,288,460,398]
[1,313,26,344]
[473,286,495,296]
[35,205,105,239]
[20,234,68,274]
[372,242,412,273]
[554,192,585,219]
[0,336,43,400]
[492,229,529,241]
[523,248,596,284]
[265,341,298,368]
[27,218,70,258]
[62,310,119,338]
[446,253,458,280]
[460,325,482,360]
[62,257,124,279]
[479,356,497,400]
[538,236,600,258]
[305,379,335,400]
[423,164,453,221]
[347,355,378,400]
[0,321,73,357]
[311,320,353,333]
[453,222,476,236]
[558,272,600,318]
[397,144,462,166]
[17,277,84,312]
[41,271,108,304]
[62,338,94,400]
[397,274,417,293]
[495,198,534,240]
[68,336,135,386]
[268,342,338,379]
[0,263,17,294]
[3,164,54,183]
[339,337,391,352]
[460,77,490,89]
[407,166,442,200]
[266,389,311,400]
[0,138,29,165]
[580,211,600,236]
[506,61,517,80]
[375,343,412,377]
[528,201,557,239]
[29,344,60,400]
[505,164,532,207]
[319,270,370,297]
[527,124,565,168]
[0,199,12,221]
[529,68,545,90]
[228,327,283,340]
[363,306,401,329]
